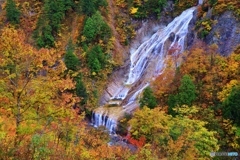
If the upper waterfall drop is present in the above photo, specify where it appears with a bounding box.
[125,7,196,86]
[92,6,197,133]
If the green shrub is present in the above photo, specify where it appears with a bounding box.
[86,45,107,74]
[64,40,80,71]
[130,0,167,19]
[82,11,111,44]
[222,86,240,126]
[34,0,75,48]
[75,76,88,105]
[168,75,196,116]
[6,0,20,25]
[140,86,157,109]
[78,0,108,16]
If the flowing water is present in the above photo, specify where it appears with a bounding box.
[92,5,198,134]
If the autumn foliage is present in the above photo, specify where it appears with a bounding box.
[0,0,240,159]
[125,134,146,148]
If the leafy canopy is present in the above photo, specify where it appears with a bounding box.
[34,0,75,48]
[86,45,107,74]
[64,40,80,71]
[222,86,240,125]
[168,74,196,115]
[139,86,157,109]
[6,0,20,25]
[75,76,88,105]
[129,107,219,159]
[82,11,111,44]
[129,0,167,18]
[78,0,108,16]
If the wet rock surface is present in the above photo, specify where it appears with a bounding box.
[169,32,176,42]
[187,9,198,48]
[108,134,137,152]
[205,11,240,56]
[95,7,197,134]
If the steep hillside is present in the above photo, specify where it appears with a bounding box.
[0,0,239,159]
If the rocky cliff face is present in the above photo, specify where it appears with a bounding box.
[99,1,240,106]
[99,1,176,106]
[99,21,165,106]
[187,9,198,48]
[99,6,198,107]
[205,11,240,56]
[99,4,240,106]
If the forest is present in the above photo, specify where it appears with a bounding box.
[0,0,240,159]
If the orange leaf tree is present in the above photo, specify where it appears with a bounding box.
[0,26,79,158]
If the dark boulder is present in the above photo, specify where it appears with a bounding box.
[169,32,175,42]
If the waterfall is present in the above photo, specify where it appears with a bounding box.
[92,6,197,134]
[198,0,203,5]
[92,112,117,134]
[91,106,125,134]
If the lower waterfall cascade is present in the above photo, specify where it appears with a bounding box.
[92,3,201,134]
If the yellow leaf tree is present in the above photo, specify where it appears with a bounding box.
[0,26,78,158]
[129,107,219,159]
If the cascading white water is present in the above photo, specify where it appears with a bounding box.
[92,6,197,133]
[126,8,195,85]
[92,112,117,134]
[91,106,124,134]
[198,0,203,5]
